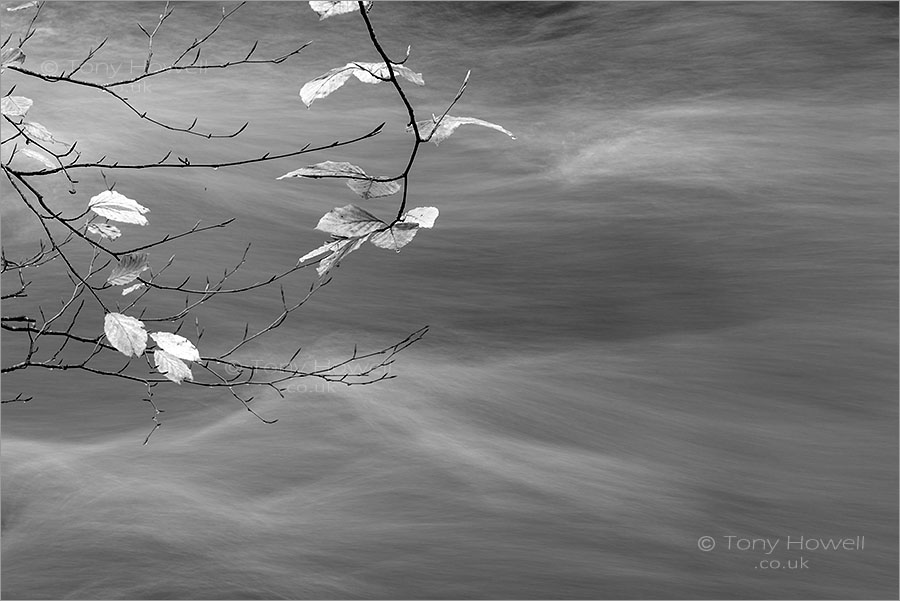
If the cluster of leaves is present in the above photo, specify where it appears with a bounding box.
[281,1,515,282]
[2,82,196,382]
[1,0,513,442]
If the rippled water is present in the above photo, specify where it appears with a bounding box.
[1,2,897,599]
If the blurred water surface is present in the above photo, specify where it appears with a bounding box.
[1,2,897,599]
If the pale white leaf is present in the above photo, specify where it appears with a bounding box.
[6,1,38,11]
[351,62,424,86]
[308,0,371,20]
[316,235,368,278]
[22,121,61,144]
[346,178,400,199]
[300,239,343,263]
[300,61,423,108]
[17,147,55,169]
[122,283,144,296]
[277,161,399,199]
[315,204,386,238]
[401,206,439,228]
[368,207,439,251]
[87,223,122,240]
[153,350,193,384]
[150,332,200,362]
[106,253,149,286]
[369,222,419,251]
[277,160,366,180]
[0,95,32,117]
[1,47,25,70]
[299,65,357,108]
[413,115,516,146]
[89,190,149,226]
[104,312,147,357]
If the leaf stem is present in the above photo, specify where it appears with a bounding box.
[357,2,421,221]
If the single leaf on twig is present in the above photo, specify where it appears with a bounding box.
[369,207,439,251]
[369,222,419,251]
[300,61,424,108]
[351,62,424,86]
[106,253,149,286]
[89,190,150,225]
[401,206,439,228]
[316,204,387,238]
[412,115,516,146]
[17,148,55,169]
[346,178,400,199]
[153,350,193,384]
[300,239,343,263]
[122,283,144,296]
[0,95,32,117]
[278,160,366,180]
[299,66,355,107]
[316,235,368,277]
[308,1,371,20]
[278,161,400,199]
[87,223,122,240]
[300,233,371,279]
[150,332,200,362]
[1,47,25,70]
[104,312,147,357]
[6,1,39,11]
[23,121,62,144]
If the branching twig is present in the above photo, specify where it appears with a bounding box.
[1,1,436,442]
[1,393,33,404]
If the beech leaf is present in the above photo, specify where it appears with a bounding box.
[351,62,424,86]
[412,115,516,146]
[107,253,149,286]
[153,350,193,384]
[1,47,25,70]
[315,204,387,238]
[308,1,371,20]
[0,95,32,117]
[23,121,61,144]
[299,66,355,107]
[346,178,401,199]
[150,332,200,362]
[277,160,366,180]
[122,283,144,296]
[300,61,423,108]
[104,312,147,357]
[6,1,39,11]
[369,222,419,251]
[316,235,368,277]
[89,190,149,225]
[300,239,343,263]
[368,207,439,252]
[278,161,400,199]
[87,223,122,240]
[401,206,439,228]
[17,147,55,169]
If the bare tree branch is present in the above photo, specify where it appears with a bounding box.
[0,1,459,444]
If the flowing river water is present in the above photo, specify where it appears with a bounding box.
[1,2,897,598]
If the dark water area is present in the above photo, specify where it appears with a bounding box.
[1,2,897,599]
